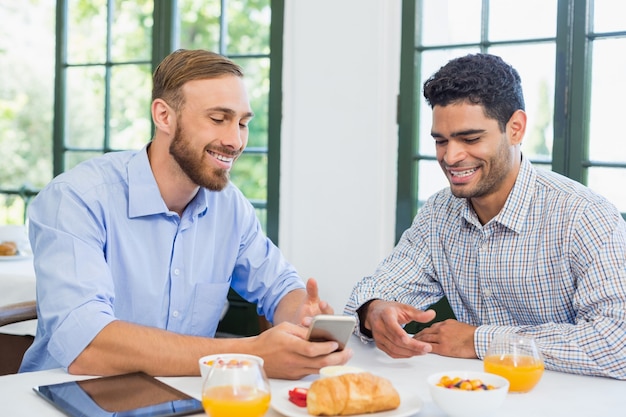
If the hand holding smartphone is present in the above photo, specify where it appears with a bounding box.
[306,314,357,351]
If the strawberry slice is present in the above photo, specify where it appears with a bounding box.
[288,387,308,407]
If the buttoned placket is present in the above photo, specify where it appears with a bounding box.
[476,223,497,325]
[167,216,186,330]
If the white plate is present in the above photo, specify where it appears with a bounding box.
[0,253,32,262]
[271,384,423,417]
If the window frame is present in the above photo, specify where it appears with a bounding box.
[397,0,626,242]
[51,0,283,242]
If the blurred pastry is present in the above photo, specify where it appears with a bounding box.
[0,241,18,256]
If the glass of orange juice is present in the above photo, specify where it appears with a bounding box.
[484,334,544,393]
[201,355,271,417]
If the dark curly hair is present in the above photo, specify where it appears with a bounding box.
[423,54,525,132]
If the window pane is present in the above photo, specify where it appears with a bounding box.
[488,0,558,41]
[66,66,105,149]
[110,64,152,150]
[226,0,271,55]
[65,151,105,171]
[235,57,270,149]
[176,0,272,230]
[587,167,626,212]
[178,0,221,51]
[588,38,626,163]
[68,0,107,63]
[230,153,268,201]
[0,194,26,225]
[255,208,267,231]
[533,162,553,172]
[0,0,54,190]
[419,0,482,46]
[593,0,626,32]
[111,0,153,62]
[489,44,555,163]
[417,159,448,204]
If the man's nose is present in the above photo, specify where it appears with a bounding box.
[443,141,466,165]
[222,122,244,150]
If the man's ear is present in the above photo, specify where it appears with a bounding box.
[507,109,527,145]
[152,98,175,135]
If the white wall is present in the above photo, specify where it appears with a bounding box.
[280,0,402,312]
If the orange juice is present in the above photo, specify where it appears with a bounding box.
[484,354,544,392]
[202,385,270,417]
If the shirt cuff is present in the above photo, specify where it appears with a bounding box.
[48,303,117,368]
[474,325,519,359]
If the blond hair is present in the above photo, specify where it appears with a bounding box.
[152,49,243,111]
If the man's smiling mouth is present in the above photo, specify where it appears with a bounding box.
[208,150,235,163]
[449,168,477,177]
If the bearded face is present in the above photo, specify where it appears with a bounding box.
[169,120,238,191]
[443,131,513,200]
[432,103,521,207]
[166,76,252,192]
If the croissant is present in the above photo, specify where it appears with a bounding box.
[306,372,400,416]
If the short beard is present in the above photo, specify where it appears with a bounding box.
[169,123,230,191]
[446,135,512,200]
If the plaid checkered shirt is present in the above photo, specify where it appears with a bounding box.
[345,156,626,379]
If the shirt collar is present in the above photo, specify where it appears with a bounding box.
[127,144,210,220]
[185,187,210,220]
[128,145,168,218]
[495,154,535,233]
[461,155,535,233]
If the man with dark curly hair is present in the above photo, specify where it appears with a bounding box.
[345,53,626,380]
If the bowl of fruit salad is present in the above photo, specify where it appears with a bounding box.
[427,370,509,417]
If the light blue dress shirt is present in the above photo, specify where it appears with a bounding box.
[20,145,304,372]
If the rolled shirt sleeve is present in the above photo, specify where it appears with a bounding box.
[20,147,304,372]
[344,156,626,379]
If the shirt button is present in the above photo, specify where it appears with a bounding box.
[172,311,179,318]
[173,268,180,276]
[483,288,492,297]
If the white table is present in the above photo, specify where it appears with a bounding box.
[0,335,622,416]
[0,253,36,335]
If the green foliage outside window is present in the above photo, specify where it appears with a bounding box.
[0,0,272,224]
[0,0,55,224]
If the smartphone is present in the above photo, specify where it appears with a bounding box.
[306,314,357,351]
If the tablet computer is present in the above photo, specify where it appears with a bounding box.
[33,372,204,417]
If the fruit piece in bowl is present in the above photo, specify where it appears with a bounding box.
[427,370,509,417]
[198,353,264,380]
